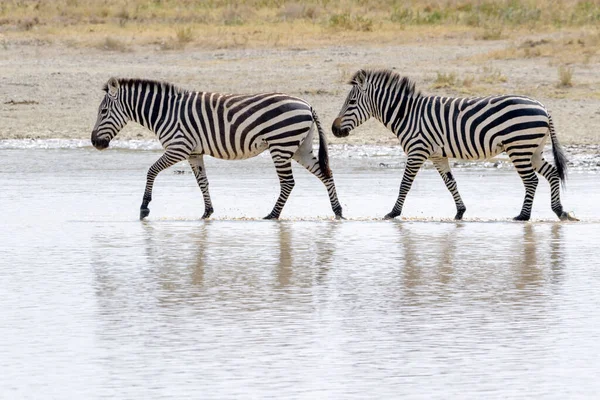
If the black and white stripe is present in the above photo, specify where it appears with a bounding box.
[332,69,570,221]
[91,77,343,220]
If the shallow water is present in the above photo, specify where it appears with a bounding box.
[1,144,599,399]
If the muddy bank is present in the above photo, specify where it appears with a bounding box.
[1,40,599,146]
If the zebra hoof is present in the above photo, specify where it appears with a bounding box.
[140,208,150,220]
[202,208,214,219]
[335,214,346,220]
[455,208,466,220]
[333,206,344,219]
[560,211,579,222]
[384,212,399,220]
[263,214,279,220]
[513,214,530,221]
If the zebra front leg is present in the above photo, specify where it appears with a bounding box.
[140,150,188,220]
[384,154,427,219]
[189,155,214,219]
[432,157,466,220]
[265,156,295,220]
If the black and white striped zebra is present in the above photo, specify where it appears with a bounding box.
[91,77,343,220]
[332,69,572,221]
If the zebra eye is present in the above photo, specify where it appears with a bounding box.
[348,98,357,106]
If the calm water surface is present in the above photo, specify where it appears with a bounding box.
[1,146,599,399]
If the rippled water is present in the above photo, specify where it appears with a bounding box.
[1,145,599,399]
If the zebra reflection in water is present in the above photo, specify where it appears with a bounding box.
[395,222,564,306]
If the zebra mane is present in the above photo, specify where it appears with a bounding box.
[102,78,189,95]
[349,69,421,98]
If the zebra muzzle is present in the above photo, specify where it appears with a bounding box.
[331,118,349,138]
[91,132,109,150]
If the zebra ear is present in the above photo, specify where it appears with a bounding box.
[106,77,120,96]
[350,69,368,90]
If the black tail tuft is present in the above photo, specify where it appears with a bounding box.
[313,108,332,179]
[553,139,568,184]
[549,115,567,188]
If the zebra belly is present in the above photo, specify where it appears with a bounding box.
[234,140,269,160]
[440,142,504,161]
[192,139,269,160]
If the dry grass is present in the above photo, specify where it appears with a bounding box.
[1,0,600,48]
[432,72,458,88]
[481,31,600,64]
[96,36,130,52]
[176,26,194,44]
[221,5,255,26]
[479,66,508,84]
[158,26,219,50]
[430,66,510,94]
[477,26,504,40]
[328,13,374,32]
[558,65,574,87]
[461,75,475,88]
[278,3,320,22]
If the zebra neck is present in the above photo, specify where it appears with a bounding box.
[372,89,418,137]
[121,83,183,135]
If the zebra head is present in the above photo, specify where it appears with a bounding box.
[332,69,372,138]
[91,77,129,150]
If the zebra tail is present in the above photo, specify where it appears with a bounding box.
[549,114,567,188]
[312,108,332,179]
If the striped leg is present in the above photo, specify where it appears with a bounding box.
[384,153,427,220]
[534,158,567,220]
[292,143,344,219]
[510,152,538,221]
[189,155,214,219]
[140,149,188,220]
[265,154,295,220]
[432,157,466,220]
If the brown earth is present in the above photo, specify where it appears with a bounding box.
[1,35,599,146]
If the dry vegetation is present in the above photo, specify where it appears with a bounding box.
[483,31,600,63]
[431,66,509,95]
[558,65,574,86]
[1,0,600,49]
[1,0,599,101]
[96,36,131,52]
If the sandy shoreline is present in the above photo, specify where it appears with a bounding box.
[2,38,599,147]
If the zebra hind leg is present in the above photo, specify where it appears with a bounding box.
[534,158,570,221]
[510,154,539,221]
[189,155,214,219]
[265,155,295,220]
[292,144,344,219]
[432,158,466,220]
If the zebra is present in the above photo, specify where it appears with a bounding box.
[91,77,343,220]
[332,69,573,221]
